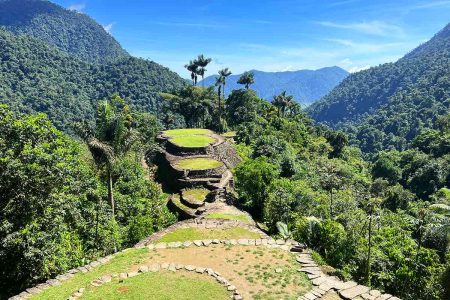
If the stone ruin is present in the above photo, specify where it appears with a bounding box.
[153,129,241,219]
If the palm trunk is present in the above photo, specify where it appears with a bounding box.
[107,168,115,217]
[330,189,333,218]
[367,211,373,285]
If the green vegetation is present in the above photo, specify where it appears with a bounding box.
[0,0,127,63]
[81,271,230,300]
[164,128,211,137]
[0,27,185,132]
[308,23,450,155]
[183,188,210,205]
[0,103,175,298]
[175,158,223,170]
[205,213,252,223]
[222,131,237,137]
[32,248,149,300]
[170,135,216,148]
[156,227,261,242]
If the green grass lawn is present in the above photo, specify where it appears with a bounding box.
[80,270,229,300]
[205,213,252,223]
[175,158,223,170]
[170,135,216,148]
[156,227,261,243]
[163,128,211,137]
[182,188,209,205]
[31,248,150,300]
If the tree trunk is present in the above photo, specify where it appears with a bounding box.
[330,189,333,218]
[107,168,115,217]
[367,211,373,285]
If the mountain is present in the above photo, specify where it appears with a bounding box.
[308,23,450,154]
[0,0,128,63]
[0,27,186,132]
[200,67,348,106]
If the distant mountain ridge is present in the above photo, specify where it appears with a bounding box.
[201,67,348,106]
[0,0,128,63]
[308,22,450,154]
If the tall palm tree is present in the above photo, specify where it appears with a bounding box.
[75,94,135,217]
[218,68,232,100]
[271,93,283,117]
[194,54,212,86]
[237,71,255,89]
[215,75,225,114]
[184,61,198,86]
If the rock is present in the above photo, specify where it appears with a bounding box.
[46,279,61,287]
[168,242,182,248]
[168,263,177,271]
[248,239,256,245]
[195,267,206,273]
[161,263,169,269]
[379,294,393,299]
[147,244,155,250]
[90,261,101,268]
[237,239,249,245]
[185,265,196,271]
[138,265,149,273]
[119,273,128,279]
[193,240,203,247]
[212,239,220,244]
[78,266,88,273]
[227,285,236,291]
[267,239,276,245]
[340,285,370,299]
[275,268,283,273]
[335,281,358,290]
[183,241,193,247]
[155,242,167,249]
[127,271,138,278]
[276,239,285,245]
[175,264,184,270]
[203,240,212,246]
[369,290,381,297]
[229,239,237,245]
[303,292,317,300]
[99,275,112,283]
[149,264,160,272]
[234,295,243,300]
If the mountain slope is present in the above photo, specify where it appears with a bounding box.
[0,0,128,63]
[201,67,348,106]
[0,28,186,131]
[308,23,450,153]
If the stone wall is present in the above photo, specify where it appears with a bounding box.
[213,141,241,169]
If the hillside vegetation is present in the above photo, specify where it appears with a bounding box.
[0,0,128,63]
[0,28,186,131]
[308,23,450,154]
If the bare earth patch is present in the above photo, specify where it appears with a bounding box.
[136,245,311,299]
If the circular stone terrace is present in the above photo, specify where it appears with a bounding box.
[174,157,223,171]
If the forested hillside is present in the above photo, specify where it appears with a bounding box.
[0,0,128,63]
[308,23,450,154]
[201,67,348,106]
[0,28,186,131]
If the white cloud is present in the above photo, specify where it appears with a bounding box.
[103,23,114,34]
[348,65,370,73]
[68,3,85,12]
[323,38,404,53]
[317,20,404,37]
[411,1,450,9]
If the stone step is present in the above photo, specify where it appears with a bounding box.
[167,194,197,219]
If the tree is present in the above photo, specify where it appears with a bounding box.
[218,67,232,99]
[76,94,136,217]
[184,60,198,86]
[194,54,212,86]
[215,75,225,121]
[237,71,255,89]
[271,91,294,117]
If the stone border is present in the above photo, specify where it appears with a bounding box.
[67,263,242,300]
[134,218,269,248]
[10,236,401,300]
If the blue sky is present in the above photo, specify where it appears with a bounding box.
[53,0,450,78]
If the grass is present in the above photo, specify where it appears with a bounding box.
[221,131,237,137]
[169,135,216,148]
[163,128,211,137]
[80,270,230,300]
[171,194,195,214]
[156,227,261,243]
[205,213,252,223]
[175,158,223,170]
[31,248,150,300]
[182,188,209,205]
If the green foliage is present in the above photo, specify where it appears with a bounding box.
[308,23,450,154]
[0,0,128,63]
[0,28,186,132]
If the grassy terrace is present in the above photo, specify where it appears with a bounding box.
[205,213,252,223]
[221,131,237,138]
[182,188,209,205]
[169,135,216,148]
[175,158,223,170]
[163,128,211,137]
[81,271,229,300]
[156,227,261,243]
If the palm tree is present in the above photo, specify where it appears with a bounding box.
[75,94,135,217]
[218,68,232,99]
[271,94,283,117]
[194,54,212,86]
[237,71,254,89]
[184,61,198,86]
[215,75,225,115]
